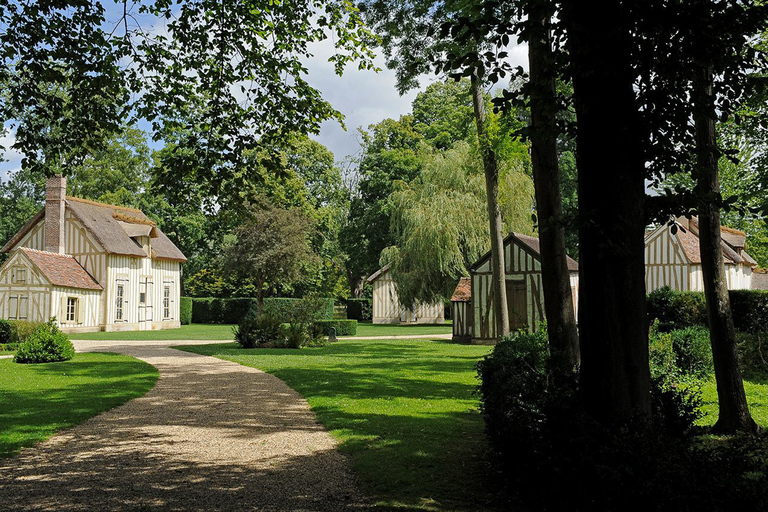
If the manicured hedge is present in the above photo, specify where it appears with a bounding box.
[647,287,768,333]
[345,298,372,321]
[185,297,335,324]
[180,297,193,325]
[313,319,357,336]
[262,297,334,322]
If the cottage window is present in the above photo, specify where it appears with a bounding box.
[18,296,28,320]
[12,267,26,284]
[163,286,171,319]
[115,284,125,321]
[66,297,79,323]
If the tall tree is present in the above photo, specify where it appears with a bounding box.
[561,0,651,423]
[524,0,579,368]
[359,0,516,338]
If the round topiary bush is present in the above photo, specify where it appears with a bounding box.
[14,320,75,364]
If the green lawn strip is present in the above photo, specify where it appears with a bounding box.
[348,322,452,338]
[72,324,237,341]
[71,322,452,341]
[178,339,498,512]
[698,376,768,427]
[0,353,158,458]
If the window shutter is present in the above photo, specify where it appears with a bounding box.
[78,298,85,325]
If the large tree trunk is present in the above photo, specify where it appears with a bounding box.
[562,0,651,425]
[527,0,579,369]
[471,74,509,340]
[348,271,365,298]
[693,63,757,434]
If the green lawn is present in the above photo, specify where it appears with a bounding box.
[72,322,452,341]
[0,353,158,458]
[178,339,499,512]
[698,375,768,427]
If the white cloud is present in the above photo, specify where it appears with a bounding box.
[0,129,22,182]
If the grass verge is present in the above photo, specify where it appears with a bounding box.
[0,353,158,457]
[178,339,497,511]
[71,322,453,341]
[698,375,768,427]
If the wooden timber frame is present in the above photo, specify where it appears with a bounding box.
[469,232,579,344]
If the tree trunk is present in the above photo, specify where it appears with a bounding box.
[348,271,365,298]
[471,73,509,340]
[527,0,579,369]
[693,63,757,434]
[562,0,651,425]
[256,278,265,317]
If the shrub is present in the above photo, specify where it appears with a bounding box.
[233,312,284,348]
[180,297,193,325]
[14,319,75,364]
[0,319,12,344]
[313,319,357,336]
[669,326,713,380]
[345,298,372,321]
[262,297,334,322]
[649,323,680,383]
[730,290,768,333]
[284,322,306,349]
[736,331,768,377]
[8,320,44,344]
[647,286,706,331]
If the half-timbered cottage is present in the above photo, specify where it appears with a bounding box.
[0,176,186,333]
[468,233,579,343]
[644,217,757,292]
[451,277,472,343]
[367,266,445,324]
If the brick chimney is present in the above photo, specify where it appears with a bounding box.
[44,175,66,254]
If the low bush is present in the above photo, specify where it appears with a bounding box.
[313,319,357,336]
[647,286,707,331]
[0,319,12,344]
[730,290,768,333]
[0,343,19,352]
[649,321,713,383]
[233,312,284,348]
[737,331,768,377]
[345,298,372,321]
[14,320,75,364]
[179,297,193,325]
[7,320,44,344]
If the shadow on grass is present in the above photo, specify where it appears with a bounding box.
[0,355,157,458]
[178,340,503,511]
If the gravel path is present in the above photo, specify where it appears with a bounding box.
[0,340,368,512]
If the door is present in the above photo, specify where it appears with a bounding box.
[506,280,528,331]
[138,279,147,330]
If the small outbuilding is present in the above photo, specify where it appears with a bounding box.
[451,277,472,343]
[367,265,445,324]
[644,217,757,292]
[465,233,579,344]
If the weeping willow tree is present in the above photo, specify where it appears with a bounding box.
[381,141,534,308]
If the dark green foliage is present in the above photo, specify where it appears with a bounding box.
[0,343,19,352]
[647,287,768,333]
[190,298,256,324]
[261,298,334,322]
[7,320,44,344]
[313,319,358,336]
[0,320,12,344]
[729,290,768,333]
[345,298,372,321]
[649,322,713,383]
[179,297,193,325]
[736,331,768,377]
[647,286,707,331]
[233,312,285,349]
[14,320,75,364]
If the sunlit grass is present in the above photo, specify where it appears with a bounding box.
[0,353,158,457]
[178,339,499,511]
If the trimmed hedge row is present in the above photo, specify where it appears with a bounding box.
[345,298,372,321]
[180,297,193,325]
[647,287,768,333]
[181,297,335,324]
[0,319,45,344]
[314,319,358,336]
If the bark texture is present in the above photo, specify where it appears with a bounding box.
[471,74,509,339]
[693,64,757,434]
[562,0,651,424]
[527,0,580,368]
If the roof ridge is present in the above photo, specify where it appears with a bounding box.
[18,247,75,258]
[66,196,145,214]
[113,212,157,226]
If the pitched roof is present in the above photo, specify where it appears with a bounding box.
[451,277,471,302]
[18,247,102,291]
[367,265,390,283]
[2,197,187,262]
[673,218,755,267]
[471,233,579,272]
